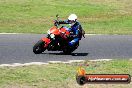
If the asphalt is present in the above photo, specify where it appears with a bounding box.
[0,34,132,64]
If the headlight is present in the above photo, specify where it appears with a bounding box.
[50,34,55,38]
[47,30,50,34]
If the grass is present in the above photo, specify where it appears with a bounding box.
[0,0,132,34]
[0,59,132,88]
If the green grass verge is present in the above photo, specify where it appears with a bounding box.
[0,0,132,34]
[0,59,132,88]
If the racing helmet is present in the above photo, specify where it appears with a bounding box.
[68,14,77,22]
[68,14,77,26]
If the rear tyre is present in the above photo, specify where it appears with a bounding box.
[63,42,79,54]
[63,48,73,55]
[33,40,46,54]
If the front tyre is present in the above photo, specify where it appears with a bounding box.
[33,40,46,54]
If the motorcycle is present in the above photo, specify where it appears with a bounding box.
[33,15,79,54]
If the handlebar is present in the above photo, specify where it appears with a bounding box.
[54,14,60,27]
[56,14,59,21]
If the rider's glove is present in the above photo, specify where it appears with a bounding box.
[54,20,59,26]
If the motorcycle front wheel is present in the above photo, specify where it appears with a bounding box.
[33,40,46,54]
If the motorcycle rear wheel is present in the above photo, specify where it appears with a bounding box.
[63,48,73,54]
[63,42,79,54]
[33,40,46,54]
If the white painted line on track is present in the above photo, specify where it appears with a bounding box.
[130,59,132,60]
[0,33,98,35]
[0,32,123,36]
[0,59,116,67]
[68,60,85,63]
[48,61,62,63]
[1,59,132,67]
[89,59,112,61]
[0,33,24,34]
[0,62,48,67]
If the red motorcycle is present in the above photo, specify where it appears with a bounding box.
[33,15,79,54]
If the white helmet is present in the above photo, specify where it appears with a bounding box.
[68,14,77,21]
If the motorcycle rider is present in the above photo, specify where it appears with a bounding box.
[55,14,85,47]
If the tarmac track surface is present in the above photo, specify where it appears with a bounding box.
[0,34,132,64]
